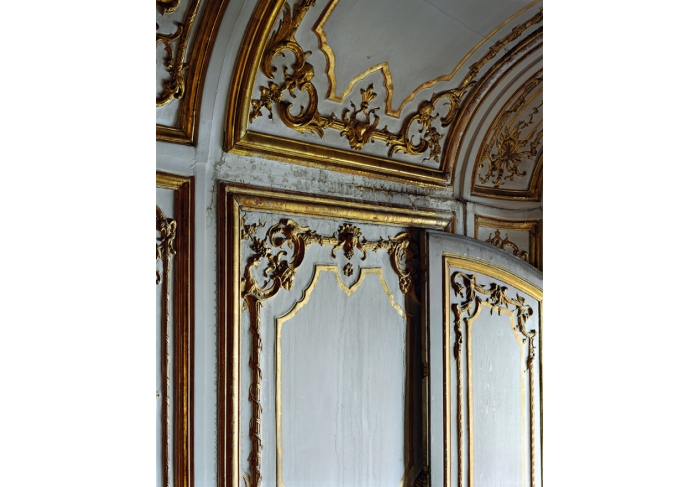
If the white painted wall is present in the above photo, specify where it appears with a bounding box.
[155,2,543,485]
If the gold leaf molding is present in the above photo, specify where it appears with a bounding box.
[228,0,544,186]
[217,184,453,487]
[156,205,176,487]
[312,0,542,118]
[240,217,419,487]
[156,0,202,107]
[451,270,537,487]
[471,71,543,200]
[249,0,543,161]
[156,172,194,487]
[474,214,542,270]
[275,264,410,487]
[156,0,230,145]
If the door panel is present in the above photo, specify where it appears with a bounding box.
[218,185,454,487]
[425,231,542,487]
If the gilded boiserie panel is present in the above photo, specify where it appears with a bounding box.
[474,215,542,270]
[443,255,542,487]
[226,0,543,186]
[470,72,543,200]
[156,0,230,145]
[218,184,454,487]
[156,172,194,487]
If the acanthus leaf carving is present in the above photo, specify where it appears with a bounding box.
[476,75,543,189]
[155,0,202,107]
[451,270,537,487]
[479,120,542,187]
[156,205,176,487]
[249,0,328,136]
[240,217,418,487]
[249,0,543,164]
[339,84,382,150]
[156,206,177,284]
[484,229,529,261]
[241,216,267,241]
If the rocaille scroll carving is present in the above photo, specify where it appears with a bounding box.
[249,0,543,164]
[477,75,543,188]
[451,271,536,487]
[156,205,176,487]
[485,229,529,261]
[240,217,418,487]
[156,0,202,107]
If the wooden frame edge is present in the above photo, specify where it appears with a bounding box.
[216,183,455,487]
[157,171,195,487]
[473,214,542,271]
[157,0,231,146]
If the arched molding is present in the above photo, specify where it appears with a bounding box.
[156,0,232,145]
[221,0,543,188]
[451,51,543,208]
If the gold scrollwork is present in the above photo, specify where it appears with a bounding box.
[485,229,529,261]
[249,0,543,164]
[339,84,382,150]
[156,0,202,107]
[474,73,543,192]
[451,271,536,487]
[157,0,180,14]
[156,205,176,487]
[240,217,418,487]
[249,0,328,137]
[241,216,267,241]
[157,206,177,284]
[312,0,542,118]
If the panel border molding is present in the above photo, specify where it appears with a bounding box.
[156,0,231,145]
[217,183,454,487]
[275,264,409,486]
[442,254,542,487]
[156,171,195,487]
[474,214,542,270]
[224,0,543,187]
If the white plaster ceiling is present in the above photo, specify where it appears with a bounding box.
[157,0,543,204]
[319,0,537,115]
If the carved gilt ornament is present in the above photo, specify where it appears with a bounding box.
[485,229,528,261]
[239,216,419,487]
[451,270,537,487]
[156,205,176,487]
[472,72,543,199]
[474,214,542,270]
[312,0,542,118]
[156,0,202,107]
[248,0,544,165]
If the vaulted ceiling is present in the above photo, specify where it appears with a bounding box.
[156,0,543,204]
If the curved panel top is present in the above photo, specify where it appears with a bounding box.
[223,0,543,188]
[156,0,230,145]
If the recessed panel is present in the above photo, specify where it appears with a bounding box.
[278,266,408,486]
